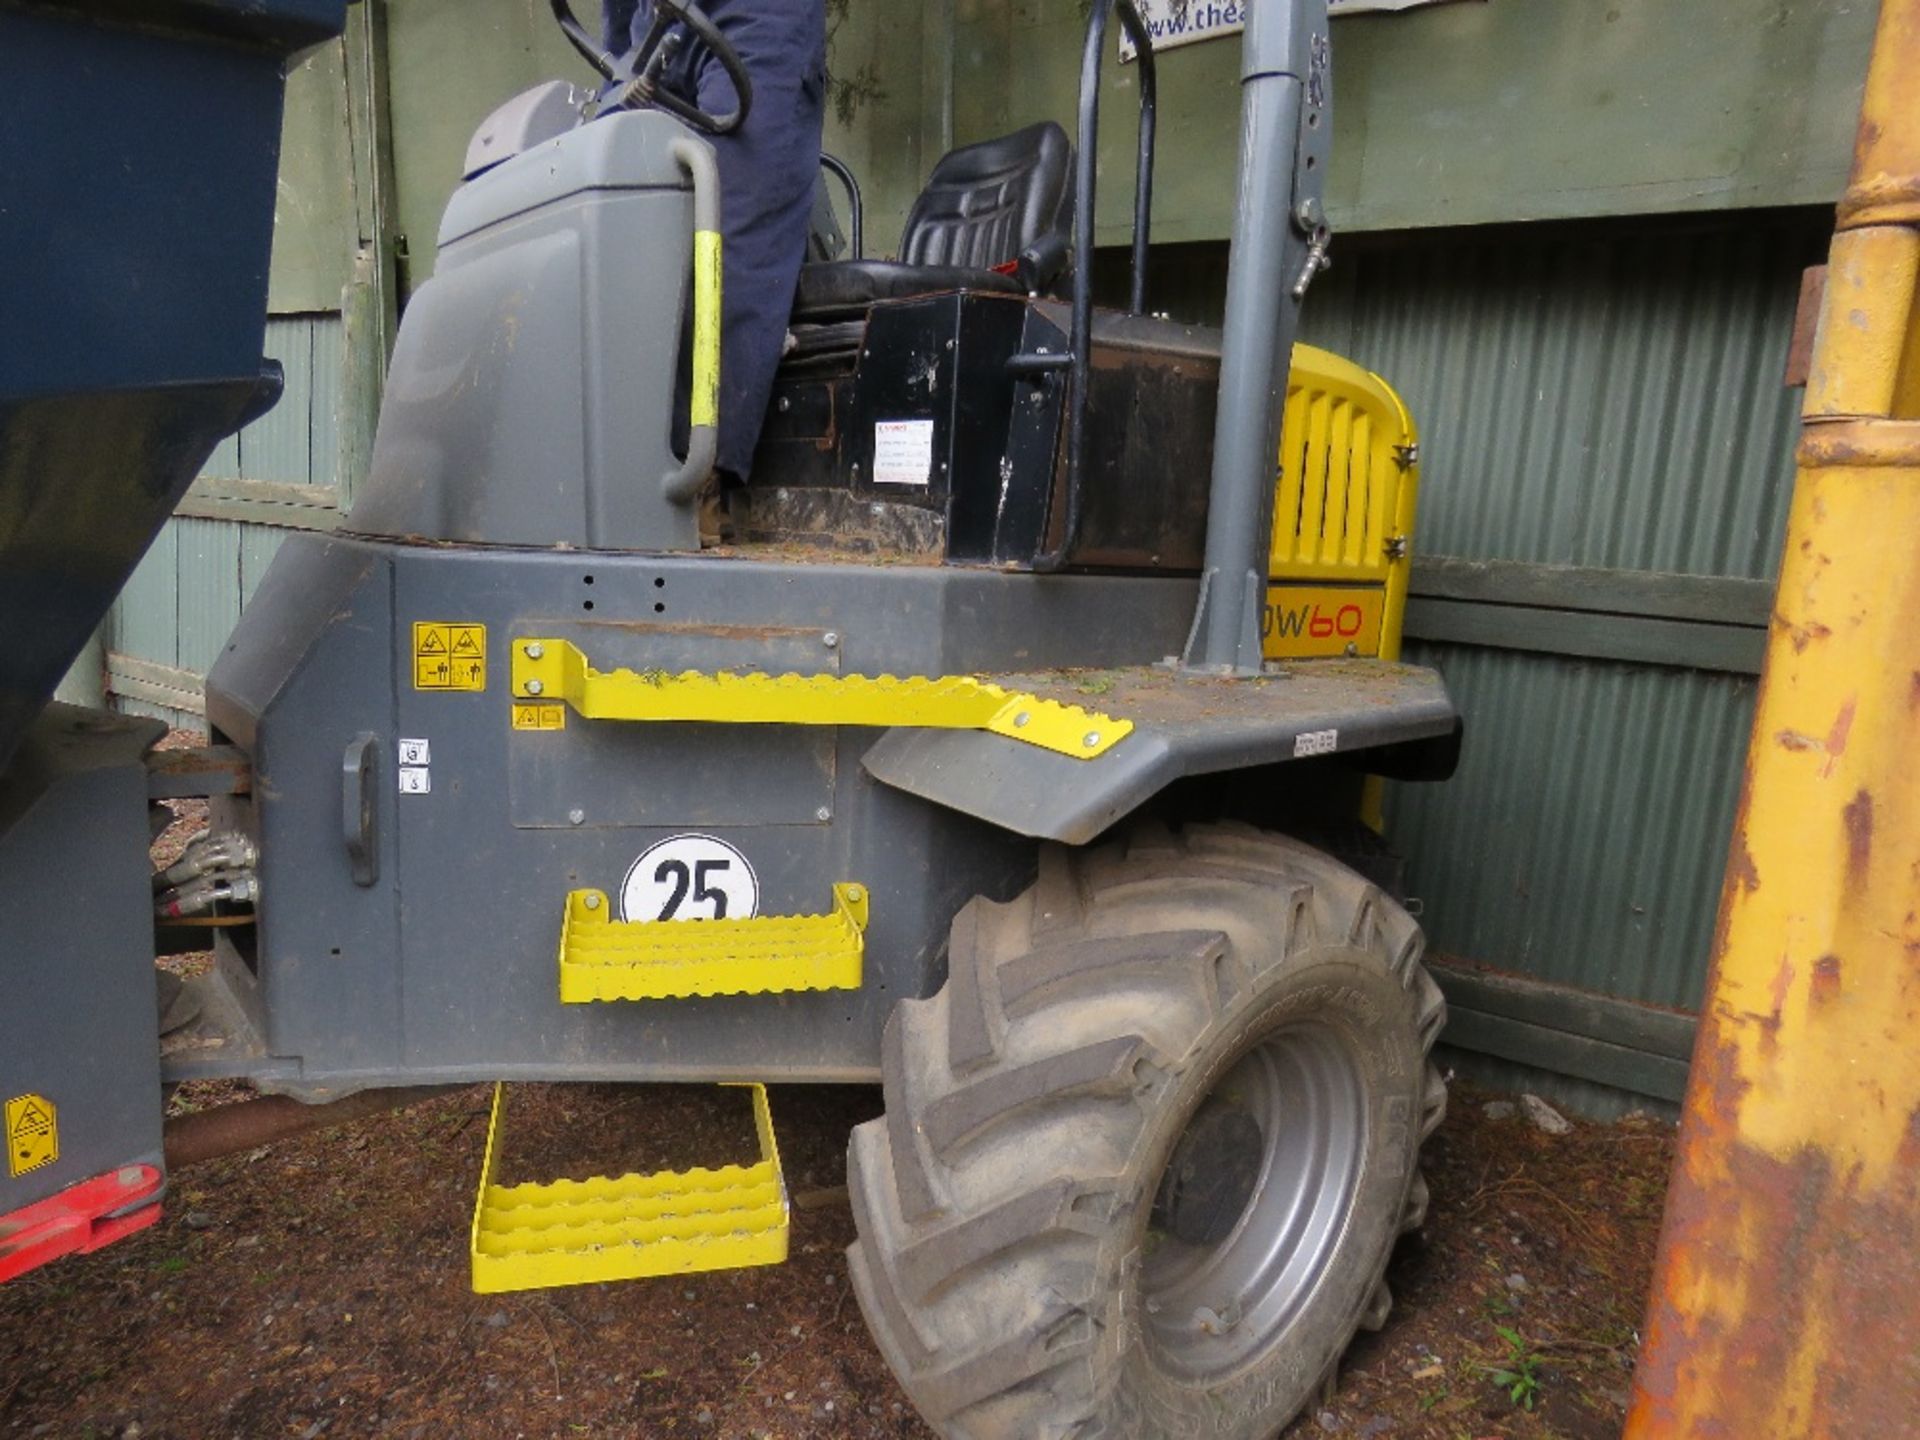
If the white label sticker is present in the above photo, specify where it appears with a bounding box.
[398,737,431,766]
[1293,728,1339,758]
[873,419,935,486]
[398,766,432,794]
[620,834,760,923]
[1119,0,1445,63]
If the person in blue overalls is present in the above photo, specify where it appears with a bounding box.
[602,0,826,516]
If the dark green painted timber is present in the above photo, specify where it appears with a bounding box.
[955,0,1873,244]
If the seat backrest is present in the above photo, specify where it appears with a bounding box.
[898,121,1070,270]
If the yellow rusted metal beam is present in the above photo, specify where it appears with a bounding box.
[1627,3,1920,1435]
[1835,0,1920,232]
[1803,224,1920,421]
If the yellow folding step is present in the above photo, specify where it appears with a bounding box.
[557,882,868,1003]
[470,1082,789,1293]
[510,638,1133,759]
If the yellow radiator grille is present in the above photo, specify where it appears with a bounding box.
[1268,344,1421,662]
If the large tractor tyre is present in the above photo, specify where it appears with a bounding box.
[847,822,1447,1440]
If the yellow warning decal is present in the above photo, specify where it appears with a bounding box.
[511,701,566,731]
[414,622,487,692]
[6,1093,58,1177]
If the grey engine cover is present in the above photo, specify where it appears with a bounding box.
[347,109,703,554]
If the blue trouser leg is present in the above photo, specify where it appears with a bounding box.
[599,0,638,53]
[615,0,825,480]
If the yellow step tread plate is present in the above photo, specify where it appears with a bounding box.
[559,883,868,1003]
[475,1191,787,1257]
[471,1083,790,1294]
[486,1162,773,1205]
[511,639,1132,759]
[483,1179,782,1231]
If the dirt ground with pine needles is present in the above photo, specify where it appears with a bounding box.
[0,1074,1671,1440]
[0,781,1675,1438]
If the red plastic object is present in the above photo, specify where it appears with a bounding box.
[0,1164,163,1283]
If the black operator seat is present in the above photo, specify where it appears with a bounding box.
[792,121,1072,320]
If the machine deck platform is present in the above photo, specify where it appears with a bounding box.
[863,659,1459,845]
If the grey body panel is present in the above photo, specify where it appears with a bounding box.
[199,535,1454,1096]
[0,707,165,1211]
[437,109,696,248]
[463,81,588,180]
[862,663,1457,845]
[346,110,705,554]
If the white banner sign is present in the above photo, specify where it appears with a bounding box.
[1121,0,1452,62]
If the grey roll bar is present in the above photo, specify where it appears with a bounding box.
[1183,0,1333,673]
[1029,0,1157,574]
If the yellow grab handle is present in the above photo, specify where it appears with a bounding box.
[663,137,722,503]
[690,228,722,430]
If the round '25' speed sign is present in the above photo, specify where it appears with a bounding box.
[619,834,760,923]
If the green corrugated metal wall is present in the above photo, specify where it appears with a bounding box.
[1394,650,1756,1012]
[1106,209,1831,1104]
[1298,218,1818,579]
[1307,216,1825,1018]
[1116,215,1816,580]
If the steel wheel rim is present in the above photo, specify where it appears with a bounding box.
[1139,1022,1370,1379]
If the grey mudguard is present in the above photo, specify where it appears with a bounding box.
[862,662,1458,845]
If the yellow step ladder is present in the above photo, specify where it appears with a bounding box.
[556,882,868,1002]
[470,1082,789,1293]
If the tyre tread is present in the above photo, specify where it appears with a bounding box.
[849,824,1447,1439]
